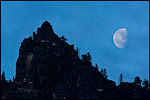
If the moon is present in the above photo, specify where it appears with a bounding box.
[113,28,127,49]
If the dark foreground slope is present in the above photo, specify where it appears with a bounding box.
[1,21,149,99]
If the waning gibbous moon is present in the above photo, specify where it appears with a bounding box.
[113,28,127,49]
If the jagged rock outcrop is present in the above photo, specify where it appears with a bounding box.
[2,21,149,99]
[33,21,60,42]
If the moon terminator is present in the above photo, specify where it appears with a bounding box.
[113,28,127,49]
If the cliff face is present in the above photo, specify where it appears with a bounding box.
[2,21,149,99]
[14,21,116,99]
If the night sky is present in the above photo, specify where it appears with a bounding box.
[1,1,149,84]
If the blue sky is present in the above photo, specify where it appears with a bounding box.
[1,1,149,84]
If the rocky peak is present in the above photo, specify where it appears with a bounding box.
[33,21,59,42]
[40,21,54,34]
[41,21,52,29]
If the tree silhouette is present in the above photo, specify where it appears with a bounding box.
[9,79,12,83]
[100,68,108,79]
[87,52,92,66]
[134,76,142,85]
[142,79,148,88]
[81,54,88,63]
[13,76,14,82]
[60,36,67,42]
[29,35,32,40]
[2,71,7,83]
[1,71,8,93]
[119,74,123,84]
[95,63,99,70]
[81,52,92,66]
[76,47,80,57]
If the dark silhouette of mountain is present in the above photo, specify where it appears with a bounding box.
[1,21,149,99]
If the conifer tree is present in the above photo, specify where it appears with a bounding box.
[1,71,8,92]
[134,76,142,85]
[119,74,123,84]
[9,79,12,83]
[95,63,99,70]
[87,52,92,66]
[100,68,108,79]
[81,52,92,66]
[13,76,14,82]
[81,54,88,64]
[2,71,7,83]
[142,79,148,88]
[76,47,80,57]
[60,36,67,42]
